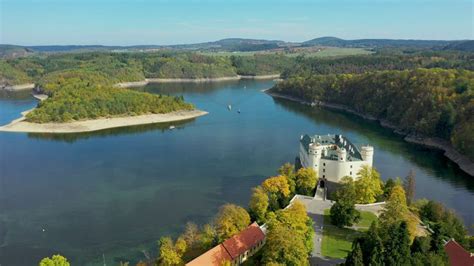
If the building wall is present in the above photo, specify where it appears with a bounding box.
[319,159,368,182]
[299,144,373,182]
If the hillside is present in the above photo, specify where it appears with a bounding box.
[303,37,454,48]
[0,45,33,59]
[443,40,474,52]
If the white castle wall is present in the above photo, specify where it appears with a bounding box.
[299,139,374,183]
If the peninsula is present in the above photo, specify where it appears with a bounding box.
[0,109,207,133]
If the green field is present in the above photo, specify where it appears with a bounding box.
[321,209,378,258]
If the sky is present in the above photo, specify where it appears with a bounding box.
[0,0,472,45]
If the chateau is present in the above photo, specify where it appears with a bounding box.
[299,134,373,183]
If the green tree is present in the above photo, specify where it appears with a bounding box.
[329,200,360,227]
[354,166,383,204]
[383,222,410,266]
[262,175,291,210]
[39,254,70,266]
[379,185,408,226]
[411,236,431,254]
[345,242,364,266]
[214,204,250,242]
[249,186,269,223]
[295,167,318,196]
[158,237,183,266]
[382,178,396,200]
[275,200,314,254]
[199,224,217,250]
[404,170,416,205]
[334,176,357,203]
[278,163,296,194]
[262,221,309,266]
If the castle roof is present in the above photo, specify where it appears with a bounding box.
[300,134,363,161]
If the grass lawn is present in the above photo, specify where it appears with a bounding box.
[357,210,378,228]
[321,209,378,258]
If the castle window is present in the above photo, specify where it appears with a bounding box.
[350,171,352,175]
[323,169,325,173]
[323,175,325,178]
[350,165,353,168]
[323,163,326,166]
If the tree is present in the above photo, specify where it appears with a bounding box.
[249,186,269,223]
[404,170,416,205]
[295,167,318,196]
[278,162,296,194]
[262,221,309,266]
[354,165,383,204]
[329,200,360,227]
[200,224,217,250]
[411,236,431,254]
[383,222,410,266]
[345,242,364,266]
[334,176,357,203]
[39,254,70,266]
[379,184,418,241]
[382,178,396,200]
[275,200,314,254]
[262,175,291,210]
[362,223,384,266]
[214,204,250,242]
[380,185,408,226]
[158,237,182,266]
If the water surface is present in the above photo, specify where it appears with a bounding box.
[0,80,472,265]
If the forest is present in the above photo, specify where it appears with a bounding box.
[0,52,290,86]
[25,71,193,123]
[271,68,474,160]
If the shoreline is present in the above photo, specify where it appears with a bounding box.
[0,109,208,133]
[115,74,281,88]
[265,89,474,176]
[0,83,35,91]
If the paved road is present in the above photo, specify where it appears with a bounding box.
[298,197,345,266]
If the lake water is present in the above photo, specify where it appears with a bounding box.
[0,80,472,265]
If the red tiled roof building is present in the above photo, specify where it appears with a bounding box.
[187,222,266,266]
[444,239,474,266]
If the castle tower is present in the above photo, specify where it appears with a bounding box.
[361,145,374,167]
[308,142,323,172]
[337,147,347,162]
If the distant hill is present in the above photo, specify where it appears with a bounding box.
[443,40,474,51]
[165,38,291,51]
[0,45,33,59]
[1,37,471,54]
[303,36,454,48]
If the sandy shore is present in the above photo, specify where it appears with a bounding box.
[116,74,281,88]
[1,83,35,91]
[0,109,208,133]
[266,89,474,176]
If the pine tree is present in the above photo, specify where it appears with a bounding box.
[345,242,364,266]
[404,170,416,205]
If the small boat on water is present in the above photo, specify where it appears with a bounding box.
[237,109,241,114]
[228,105,232,110]
[169,125,176,130]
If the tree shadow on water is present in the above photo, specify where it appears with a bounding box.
[26,118,198,143]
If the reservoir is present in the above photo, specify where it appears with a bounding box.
[0,80,472,265]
